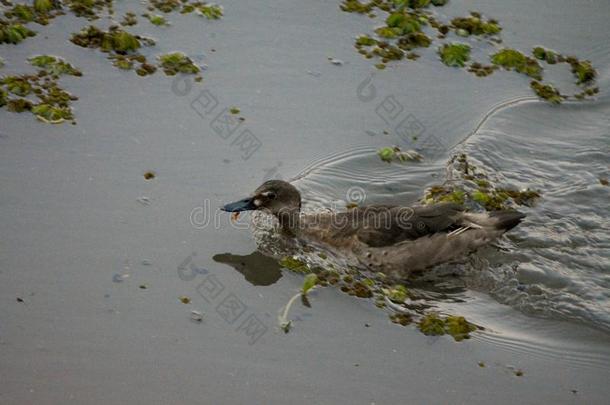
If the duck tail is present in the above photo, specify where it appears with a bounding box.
[461,210,525,232]
[488,210,526,231]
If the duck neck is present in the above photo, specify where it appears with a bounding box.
[277,207,301,237]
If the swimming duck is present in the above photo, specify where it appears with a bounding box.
[222,180,525,279]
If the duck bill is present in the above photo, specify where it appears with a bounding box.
[221,197,257,212]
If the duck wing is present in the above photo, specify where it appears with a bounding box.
[354,203,465,247]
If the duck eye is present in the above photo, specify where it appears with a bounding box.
[262,191,277,200]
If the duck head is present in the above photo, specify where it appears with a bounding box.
[221,180,302,218]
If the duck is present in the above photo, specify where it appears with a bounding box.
[221,180,525,279]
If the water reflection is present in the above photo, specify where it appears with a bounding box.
[213,251,283,286]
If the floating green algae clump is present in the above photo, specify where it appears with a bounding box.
[279,257,310,273]
[29,55,82,77]
[146,14,169,26]
[567,57,596,85]
[0,21,36,44]
[423,153,541,210]
[158,52,200,75]
[378,146,423,163]
[71,25,158,75]
[439,43,470,67]
[64,0,115,21]
[530,80,563,104]
[418,314,477,341]
[340,0,374,13]
[450,12,501,36]
[444,315,477,341]
[491,48,542,80]
[120,11,138,26]
[70,25,144,53]
[532,46,558,64]
[1,67,80,124]
[418,313,446,335]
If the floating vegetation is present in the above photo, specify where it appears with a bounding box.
[340,1,599,103]
[144,171,156,180]
[179,296,191,304]
[71,25,159,75]
[64,0,114,21]
[491,48,542,80]
[530,80,563,104]
[418,314,477,341]
[28,55,82,77]
[377,146,423,163]
[567,57,596,85]
[120,11,138,27]
[158,52,200,75]
[1,59,80,123]
[439,43,470,67]
[145,14,169,26]
[423,153,541,210]
[450,12,501,37]
[149,0,223,19]
[229,106,240,114]
[0,20,36,44]
[467,62,498,77]
[532,46,558,64]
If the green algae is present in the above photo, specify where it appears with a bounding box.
[389,313,412,326]
[418,314,476,341]
[418,313,446,335]
[439,43,470,67]
[532,46,558,64]
[467,62,498,77]
[34,0,56,14]
[158,52,200,75]
[6,98,33,112]
[382,284,409,303]
[147,14,169,26]
[70,25,145,53]
[64,0,114,21]
[0,21,36,44]
[302,273,318,295]
[229,106,240,114]
[31,103,73,122]
[567,57,596,84]
[28,55,82,77]
[378,146,423,163]
[530,80,563,104]
[450,13,501,36]
[340,0,374,13]
[356,35,377,46]
[121,11,138,26]
[397,32,431,50]
[491,49,542,80]
[279,257,310,273]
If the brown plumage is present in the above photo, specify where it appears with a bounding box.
[222,180,525,278]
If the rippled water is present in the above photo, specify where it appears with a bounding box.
[248,82,610,365]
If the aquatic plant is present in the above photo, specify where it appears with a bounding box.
[64,0,114,21]
[418,313,445,335]
[444,315,477,341]
[491,48,542,80]
[158,52,200,75]
[567,57,596,84]
[340,0,374,13]
[450,13,501,36]
[382,284,409,303]
[278,273,319,333]
[530,81,563,104]
[439,43,470,67]
[377,146,423,163]
[120,11,138,26]
[28,55,82,77]
[147,14,169,26]
[532,46,558,64]
[467,62,498,77]
[0,21,36,44]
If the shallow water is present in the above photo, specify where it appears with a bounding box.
[2,0,610,403]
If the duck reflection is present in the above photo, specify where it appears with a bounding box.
[212,251,282,286]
